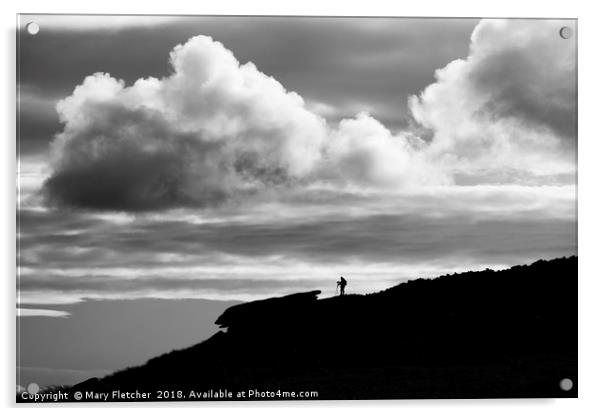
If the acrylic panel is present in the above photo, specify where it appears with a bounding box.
[17,14,577,402]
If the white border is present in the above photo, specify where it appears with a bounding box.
[3,0,601,414]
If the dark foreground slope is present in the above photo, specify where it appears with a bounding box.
[65,257,578,400]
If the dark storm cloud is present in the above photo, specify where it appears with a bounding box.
[42,103,230,211]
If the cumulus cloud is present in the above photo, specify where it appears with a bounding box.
[42,19,576,211]
[43,35,437,211]
[409,19,576,180]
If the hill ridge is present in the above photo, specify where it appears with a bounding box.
[66,256,577,400]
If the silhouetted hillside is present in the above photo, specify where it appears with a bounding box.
[48,257,578,400]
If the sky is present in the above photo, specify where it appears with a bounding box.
[17,15,577,387]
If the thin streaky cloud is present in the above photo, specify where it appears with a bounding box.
[17,308,70,318]
[19,14,183,32]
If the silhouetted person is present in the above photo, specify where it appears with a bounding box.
[337,277,347,296]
